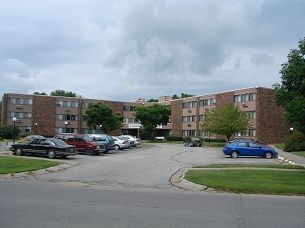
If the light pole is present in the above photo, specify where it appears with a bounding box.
[12,117,17,144]
[99,124,103,134]
[65,121,69,133]
[35,123,38,135]
[290,127,294,134]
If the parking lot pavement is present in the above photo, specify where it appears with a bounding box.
[2,143,305,192]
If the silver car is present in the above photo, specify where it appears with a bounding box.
[113,136,131,150]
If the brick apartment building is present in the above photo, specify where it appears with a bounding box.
[1,87,290,143]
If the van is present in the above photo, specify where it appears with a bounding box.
[54,133,105,155]
[85,134,115,153]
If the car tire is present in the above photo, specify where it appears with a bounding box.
[86,148,93,156]
[230,151,239,159]
[114,145,120,151]
[14,148,23,156]
[47,150,56,159]
[264,151,273,159]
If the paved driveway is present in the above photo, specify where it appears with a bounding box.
[35,143,279,191]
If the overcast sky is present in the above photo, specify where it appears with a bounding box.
[1,0,305,101]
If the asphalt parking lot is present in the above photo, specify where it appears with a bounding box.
[2,143,287,191]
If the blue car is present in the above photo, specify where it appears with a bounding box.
[223,141,278,159]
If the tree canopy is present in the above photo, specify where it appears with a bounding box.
[33,92,47,95]
[85,102,123,134]
[172,93,194,100]
[135,104,171,139]
[201,104,251,141]
[50,89,78,97]
[273,37,305,135]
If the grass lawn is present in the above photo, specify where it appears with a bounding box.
[292,151,305,158]
[0,156,61,174]
[185,165,305,195]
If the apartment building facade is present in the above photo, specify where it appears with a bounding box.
[1,87,289,143]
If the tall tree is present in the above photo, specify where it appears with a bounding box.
[85,102,123,134]
[201,104,251,141]
[50,89,77,97]
[33,92,47,95]
[273,37,305,134]
[135,104,171,139]
[172,93,194,99]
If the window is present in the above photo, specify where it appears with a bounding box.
[234,93,256,103]
[123,118,137,123]
[55,114,78,121]
[182,130,196,137]
[246,111,256,119]
[183,101,197,108]
[183,115,197,122]
[200,98,216,106]
[8,97,32,105]
[7,112,32,119]
[123,105,136,111]
[56,100,78,108]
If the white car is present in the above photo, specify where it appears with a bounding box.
[112,136,130,150]
[119,135,141,147]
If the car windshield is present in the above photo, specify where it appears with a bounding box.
[51,138,69,146]
[83,135,94,142]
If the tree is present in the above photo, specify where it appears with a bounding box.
[273,37,305,135]
[85,102,123,134]
[33,92,47,95]
[201,104,251,141]
[135,104,171,140]
[50,89,78,97]
[147,98,158,102]
[172,93,194,99]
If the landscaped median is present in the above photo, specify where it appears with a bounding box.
[184,164,305,195]
[0,156,62,175]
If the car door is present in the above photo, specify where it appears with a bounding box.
[75,137,86,152]
[236,142,250,156]
[248,142,264,157]
[31,139,48,155]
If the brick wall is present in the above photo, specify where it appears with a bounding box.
[33,96,56,136]
[170,99,183,137]
[256,88,289,144]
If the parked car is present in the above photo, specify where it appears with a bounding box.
[85,134,115,152]
[10,138,78,159]
[112,136,130,150]
[119,135,141,147]
[184,138,202,147]
[54,133,105,155]
[24,135,46,142]
[223,141,278,159]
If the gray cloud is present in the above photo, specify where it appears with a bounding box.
[1,0,305,101]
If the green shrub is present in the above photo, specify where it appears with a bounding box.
[0,125,20,139]
[284,131,305,152]
[166,136,184,141]
[203,138,226,143]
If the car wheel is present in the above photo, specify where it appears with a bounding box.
[230,151,239,159]
[86,148,93,156]
[14,148,23,156]
[114,145,120,150]
[47,150,56,159]
[264,151,273,159]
